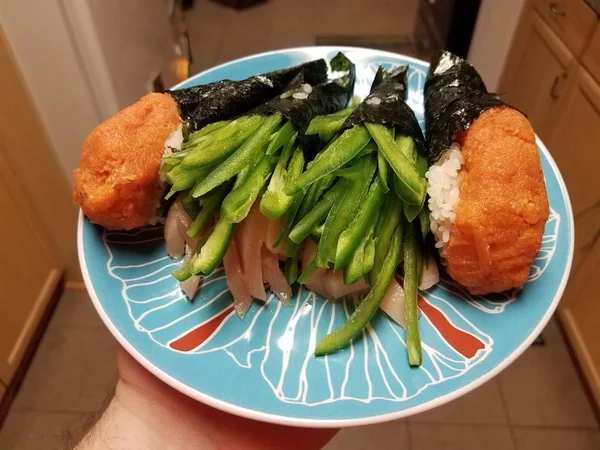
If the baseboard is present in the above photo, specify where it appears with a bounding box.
[0,275,64,428]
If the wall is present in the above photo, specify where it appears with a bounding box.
[0,0,102,182]
[62,0,175,114]
[468,0,526,91]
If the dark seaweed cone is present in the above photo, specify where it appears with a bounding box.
[251,52,356,132]
[424,50,506,163]
[169,58,328,132]
[342,65,426,156]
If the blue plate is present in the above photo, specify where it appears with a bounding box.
[79,47,574,427]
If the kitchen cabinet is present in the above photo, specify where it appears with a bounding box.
[499,6,576,141]
[501,0,600,407]
[0,27,65,389]
[0,151,62,385]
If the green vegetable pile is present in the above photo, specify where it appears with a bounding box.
[164,63,431,366]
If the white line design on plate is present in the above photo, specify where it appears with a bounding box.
[98,197,558,406]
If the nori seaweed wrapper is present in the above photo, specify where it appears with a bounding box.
[169,59,328,131]
[251,52,356,131]
[425,51,506,162]
[342,65,426,155]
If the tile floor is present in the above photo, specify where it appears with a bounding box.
[0,289,597,449]
[1,1,598,448]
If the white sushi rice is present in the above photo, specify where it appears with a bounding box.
[425,142,464,256]
[154,124,184,224]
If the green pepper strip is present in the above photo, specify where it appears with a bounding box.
[172,226,214,281]
[305,106,355,142]
[284,124,371,195]
[260,138,303,219]
[315,155,376,268]
[187,182,230,239]
[343,218,376,285]
[192,114,283,198]
[188,218,236,276]
[297,257,319,285]
[220,153,276,223]
[365,123,425,206]
[288,180,346,244]
[377,151,390,193]
[285,253,300,285]
[404,153,429,222]
[404,222,422,366]
[334,176,385,271]
[395,134,418,164]
[165,164,214,199]
[180,192,201,219]
[273,190,304,249]
[266,120,295,155]
[314,223,403,356]
[182,116,264,168]
[370,195,403,285]
[185,120,230,146]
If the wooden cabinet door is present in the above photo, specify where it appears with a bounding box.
[499,7,576,141]
[546,65,600,263]
[559,235,600,407]
[0,151,62,385]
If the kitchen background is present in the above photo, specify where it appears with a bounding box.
[0,0,598,448]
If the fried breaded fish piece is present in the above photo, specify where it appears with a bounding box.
[73,93,181,230]
[445,107,549,294]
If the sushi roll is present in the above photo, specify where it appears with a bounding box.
[73,59,327,230]
[424,51,549,294]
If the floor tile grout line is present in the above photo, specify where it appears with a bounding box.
[406,418,413,450]
[494,377,518,448]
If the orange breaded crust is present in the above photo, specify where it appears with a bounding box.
[73,93,180,230]
[445,107,549,294]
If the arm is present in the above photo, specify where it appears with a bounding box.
[74,348,337,450]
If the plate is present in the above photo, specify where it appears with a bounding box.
[79,46,574,427]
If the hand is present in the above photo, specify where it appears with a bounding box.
[74,347,338,450]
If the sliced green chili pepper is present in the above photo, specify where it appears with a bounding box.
[172,225,214,281]
[315,155,376,268]
[273,189,304,248]
[185,120,230,145]
[220,153,276,223]
[377,152,390,193]
[180,192,201,219]
[395,134,418,164]
[288,180,346,244]
[266,120,295,155]
[370,195,403,285]
[334,177,385,271]
[261,141,303,219]
[182,115,264,168]
[187,183,230,239]
[404,222,422,366]
[192,114,283,198]
[343,218,376,285]
[404,153,429,222]
[314,222,403,356]
[305,106,354,142]
[188,218,236,275]
[285,124,371,195]
[297,257,319,285]
[165,164,214,199]
[285,254,300,285]
[365,123,425,205]
[419,208,430,242]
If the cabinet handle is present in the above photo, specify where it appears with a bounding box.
[549,2,566,17]
[550,73,567,99]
